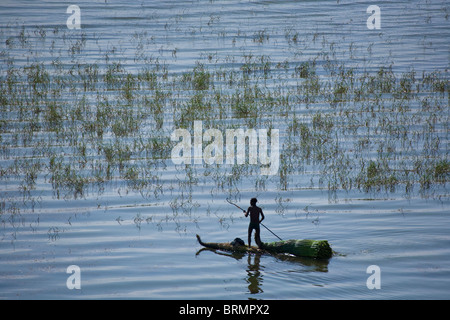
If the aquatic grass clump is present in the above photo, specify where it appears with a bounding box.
[434,160,449,181]
[355,160,399,193]
[192,63,211,91]
[295,61,316,79]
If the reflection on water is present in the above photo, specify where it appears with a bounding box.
[196,247,330,296]
[196,249,265,295]
[246,254,263,295]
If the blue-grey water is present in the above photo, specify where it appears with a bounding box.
[0,0,449,300]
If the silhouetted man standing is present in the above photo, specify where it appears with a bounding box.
[244,198,265,248]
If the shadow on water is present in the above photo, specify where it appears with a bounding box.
[196,248,329,295]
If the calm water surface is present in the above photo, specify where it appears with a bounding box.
[0,0,449,299]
